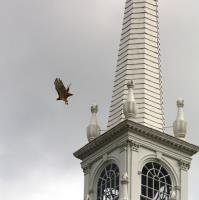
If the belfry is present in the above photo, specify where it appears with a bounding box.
[74,0,199,200]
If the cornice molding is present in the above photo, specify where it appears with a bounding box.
[130,141,140,152]
[174,186,181,191]
[74,120,199,160]
[82,164,91,175]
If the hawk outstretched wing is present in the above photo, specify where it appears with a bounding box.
[54,78,73,104]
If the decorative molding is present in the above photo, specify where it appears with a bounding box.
[130,142,140,152]
[174,185,181,191]
[179,160,190,171]
[82,164,91,175]
[103,153,108,162]
[155,151,162,161]
[88,189,94,194]
[138,171,142,175]
[120,172,129,200]
[74,120,199,160]
[120,145,127,153]
[119,139,132,153]
[121,172,129,184]
[119,139,140,152]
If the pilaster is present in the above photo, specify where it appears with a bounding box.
[120,172,129,200]
[130,141,140,200]
[82,165,91,200]
[179,160,190,200]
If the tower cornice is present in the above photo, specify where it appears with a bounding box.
[74,120,199,161]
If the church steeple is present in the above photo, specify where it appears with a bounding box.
[108,0,164,131]
[73,1,199,200]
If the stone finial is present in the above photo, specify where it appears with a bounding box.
[123,80,137,121]
[87,104,100,142]
[173,98,187,140]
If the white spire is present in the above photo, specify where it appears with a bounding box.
[87,104,100,142]
[123,80,137,121]
[107,0,164,131]
[173,98,187,140]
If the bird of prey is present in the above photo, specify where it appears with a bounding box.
[54,78,73,105]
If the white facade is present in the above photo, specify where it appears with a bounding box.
[74,121,198,200]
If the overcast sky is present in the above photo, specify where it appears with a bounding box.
[0,0,199,199]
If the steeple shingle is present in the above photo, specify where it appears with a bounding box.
[108,0,164,131]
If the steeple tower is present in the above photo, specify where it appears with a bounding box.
[108,0,164,131]
[73,1,199,200]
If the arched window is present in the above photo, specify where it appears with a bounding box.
[97,163,120,200]
[140,162,172,200]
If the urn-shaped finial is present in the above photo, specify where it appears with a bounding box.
[173,98,187,140]
[87,104,100,142]
[123,80,137,121]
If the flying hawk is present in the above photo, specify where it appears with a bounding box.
[54,78,73,104]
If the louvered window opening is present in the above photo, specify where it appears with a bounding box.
[97,163,120,200]
[140,162,172,200]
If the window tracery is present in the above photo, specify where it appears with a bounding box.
[97,163,120,200]
[140,162,172,200]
